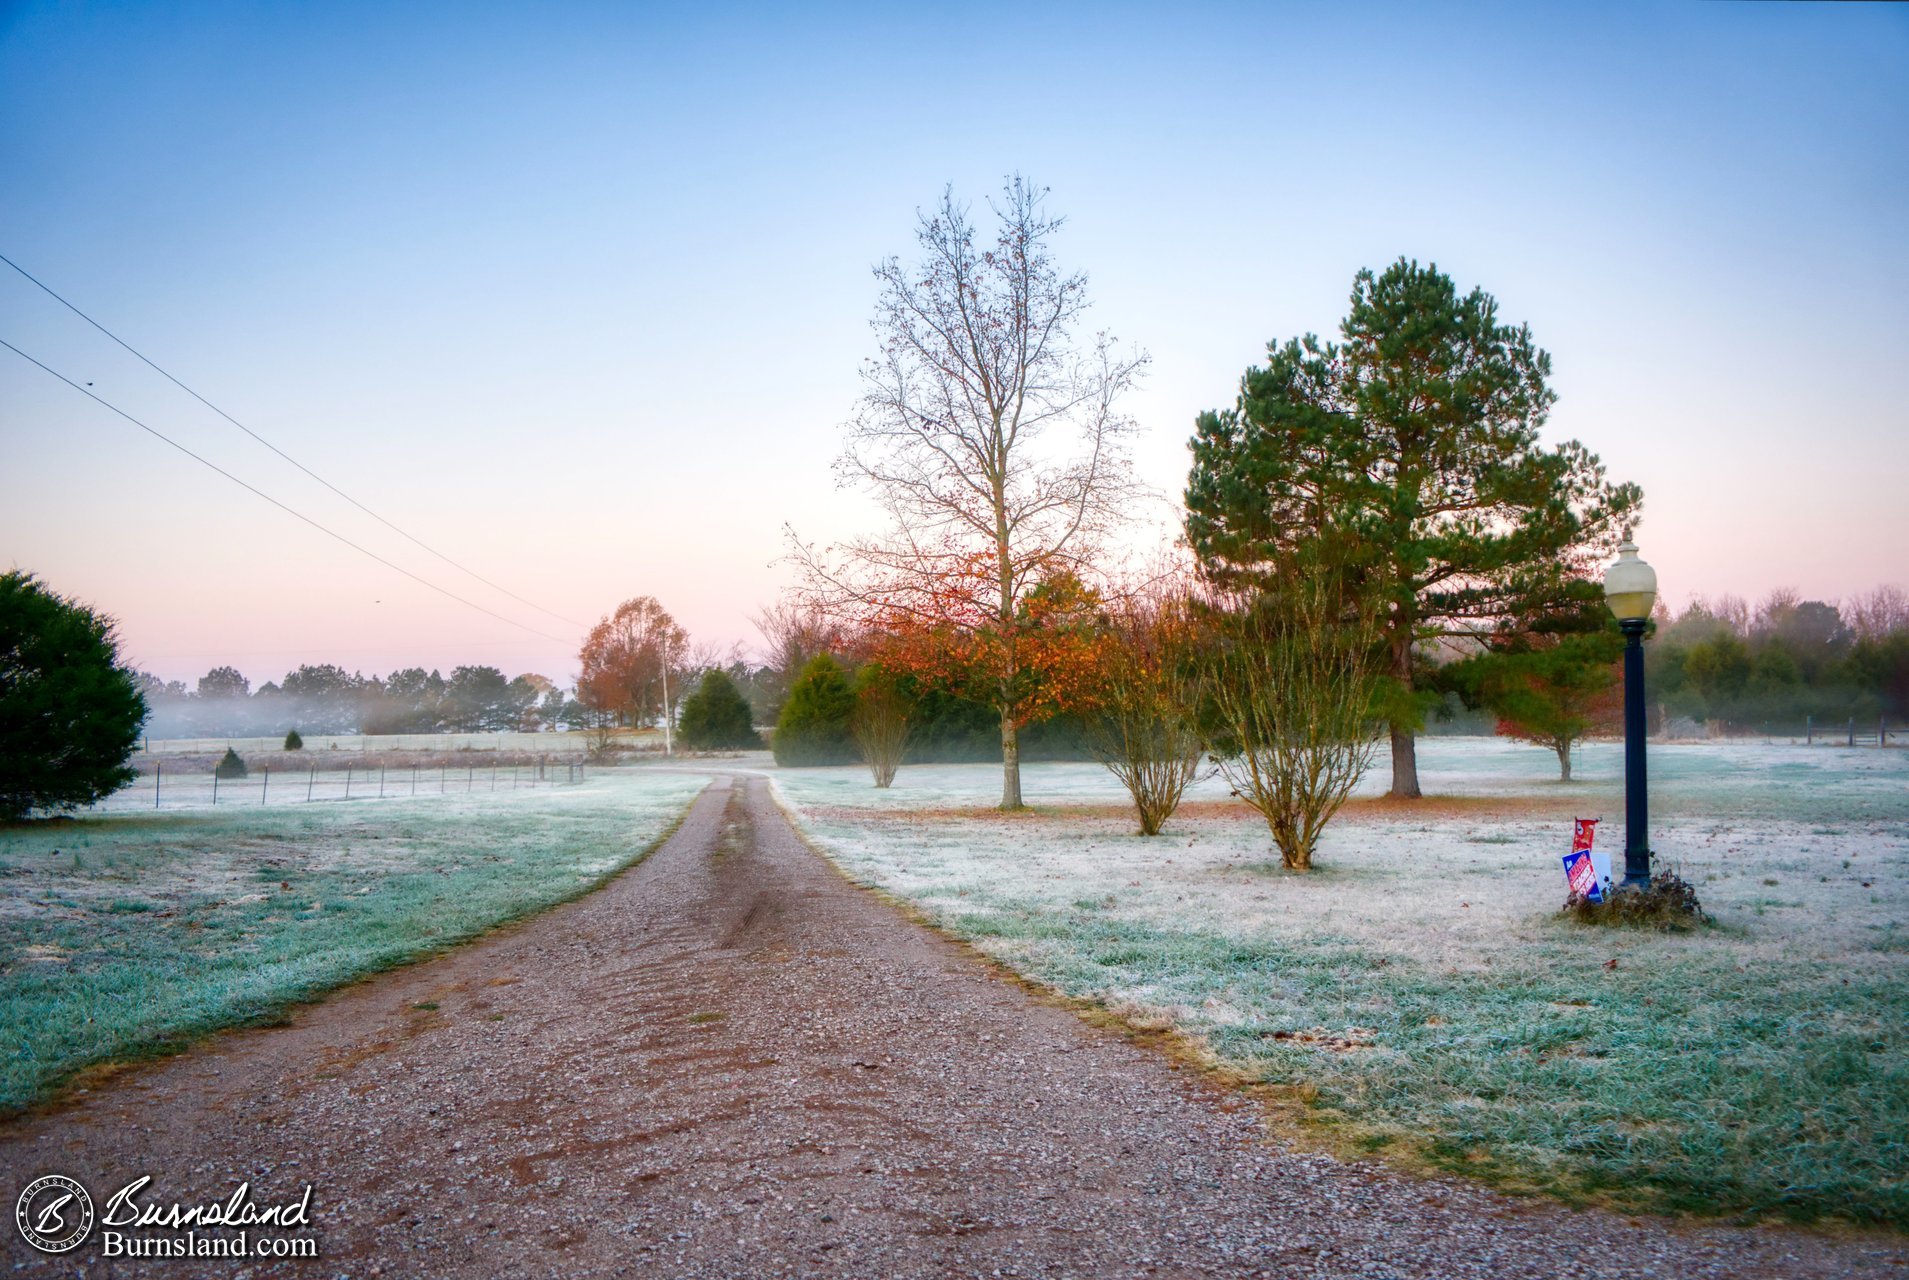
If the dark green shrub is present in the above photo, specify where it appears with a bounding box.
[900,682,1091,762]
[772,654,856,766]
[0,571,145,820]
[215,747,248,779]
[284,729,304,751]
[677,670,762,751]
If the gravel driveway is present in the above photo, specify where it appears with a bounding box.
[1,774,1899,1278]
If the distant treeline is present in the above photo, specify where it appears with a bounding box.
[137,583,1906,746]
[131,654,1097,756]
[134,664,578,738]
[1645,586,1908,731]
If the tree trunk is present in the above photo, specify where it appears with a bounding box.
[994,484,1024,810]
[1387,625,1421,799]
[1388,725,1421,799]
[1557,741,1572,782]
[1000,710,1023,810]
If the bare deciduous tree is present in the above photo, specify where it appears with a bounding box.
[751,601,846,722]
[753,601,844,676]
[1846,585,1909,641]
[793,176,1147,809]
[1204,574,1382,871]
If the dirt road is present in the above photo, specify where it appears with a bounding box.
[2,775,1899,1277]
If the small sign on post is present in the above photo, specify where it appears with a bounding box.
[1562,817,1607,902]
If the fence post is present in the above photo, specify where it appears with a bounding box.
[1848,717,1856,747]
[1806,714,1813,745]
[379,766,386,799]
[154,760,162,810]
[262,767,269,806]
[345,767,352,800]
[308,767,316,803]
[212,769,219,806]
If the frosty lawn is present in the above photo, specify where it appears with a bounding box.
[770,739,1909,1228]
[0,767,707,1113]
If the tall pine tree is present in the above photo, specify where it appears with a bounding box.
[1186,259,1640,797]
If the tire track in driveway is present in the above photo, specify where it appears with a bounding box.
[2,772,1900,1278]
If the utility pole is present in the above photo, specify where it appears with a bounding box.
[660,657,673,757]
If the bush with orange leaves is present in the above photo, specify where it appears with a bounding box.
[1078,593,1210,836]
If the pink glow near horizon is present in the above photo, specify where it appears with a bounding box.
[3,5,1903,687]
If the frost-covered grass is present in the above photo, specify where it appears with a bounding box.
[771,740,1909,1227]
[0,768,707,1113]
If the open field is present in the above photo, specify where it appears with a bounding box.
[770,739,1909,1227]
[0,767,707,1113]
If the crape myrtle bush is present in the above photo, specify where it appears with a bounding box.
[0,571,145,820]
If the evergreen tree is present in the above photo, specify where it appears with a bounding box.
[0,571,146,819]
[772,654,856,766]
[1186,259,1640,797]
[1447,591,1622,780]
[677,669,762,750]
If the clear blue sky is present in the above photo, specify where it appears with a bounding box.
[3,1,1904,684]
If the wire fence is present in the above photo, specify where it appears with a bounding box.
[91,758,589,814]
[1804,716,1899,747]
[133,730,626,756]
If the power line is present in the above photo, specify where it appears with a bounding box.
[1,336,576,646]
[0,251,586,628]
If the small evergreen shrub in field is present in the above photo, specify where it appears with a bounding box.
[215,748,248,780]
[772,654,856,766]
[284,729,304,751]
[677,670,762,751]
[1561,871,1711,930]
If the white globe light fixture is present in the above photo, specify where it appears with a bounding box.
[1604,536,1657,888]
[1602,538,1658,624]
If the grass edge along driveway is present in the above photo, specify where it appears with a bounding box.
[0,770,709,1113]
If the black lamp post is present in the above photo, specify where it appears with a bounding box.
[1603,538,1658,889]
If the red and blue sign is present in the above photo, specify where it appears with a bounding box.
[1562,818,1603,901]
